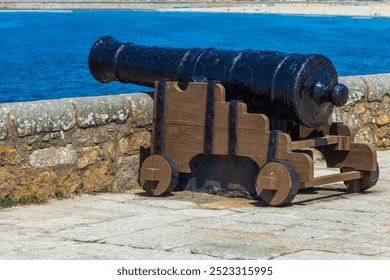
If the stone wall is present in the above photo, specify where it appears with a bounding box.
[0,93,153,204]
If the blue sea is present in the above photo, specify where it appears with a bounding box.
[0,10,389,103]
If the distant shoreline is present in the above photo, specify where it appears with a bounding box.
[0,2,389,18]
[162,3,390,18]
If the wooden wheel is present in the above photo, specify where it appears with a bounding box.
[139,153,179,196]
[342,162,379,192]
[256,161,299,206]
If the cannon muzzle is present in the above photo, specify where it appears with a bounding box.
[88,36,348,127]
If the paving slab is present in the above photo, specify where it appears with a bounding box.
[0,150,389,260]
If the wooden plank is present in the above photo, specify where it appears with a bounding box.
[164,140,204,155]
[275,132,293,155]
[299,124,332,139]
[291,135,340,150]
[304,171,362,188]
[336,136,351,151]
[234,104,269,158]
[164,125,204,144]
[236,127,269,155]
[239,111,269,132]
[323,143,377,171]
[162,83,226,171]
[300,123,354,139]
[338,124,354,139]
[212,101,230,155]
[212,127,229,155]
[163,81,222,126]
[237,143,270,157]
[164,100,206,126]
[236,128,269,144]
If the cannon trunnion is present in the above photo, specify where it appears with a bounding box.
[88,37,378,206]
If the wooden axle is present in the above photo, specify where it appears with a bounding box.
[303,171,362,188]
[291,135,343,150]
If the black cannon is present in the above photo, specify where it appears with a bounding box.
[88,36,348,128]
[87,36,379,207]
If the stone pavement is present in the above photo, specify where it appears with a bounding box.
[0,150,389,260]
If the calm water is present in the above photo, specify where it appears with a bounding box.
[0,10,389,103]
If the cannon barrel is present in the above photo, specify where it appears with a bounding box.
[88,36,348,127]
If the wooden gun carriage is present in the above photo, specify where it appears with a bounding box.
[89,36,379,206]
[139,80,378,206]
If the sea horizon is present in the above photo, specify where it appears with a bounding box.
[0,10,389,103]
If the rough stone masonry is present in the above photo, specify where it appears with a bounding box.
[0,73,389,204]
[0,93,153,202]
[336,74,390,147]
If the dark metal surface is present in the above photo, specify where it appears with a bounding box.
[204,81,216,154]
[154,80,166,154]
[267,130,281,163]
[228,100,239,155]
[89,36,349,127]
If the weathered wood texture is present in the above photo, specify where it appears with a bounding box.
[140,81,378,205]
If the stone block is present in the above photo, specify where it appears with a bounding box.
[92,129,110,144]
[333,93,390,148]
[116,154,140,188]
[362,74,390,102]
[376,110,390,126]
[107,143,116,161]
[123,93,153,127]
[129,131,151,151]
[339,76,368,105]
[339,74,390,104]
[82,161,113,192]
[2,99,75,137]
[0,146,23,165]
[14,165,39,186]
[59,171,82,195]
[35,171,58,200]
[0,107,8,140]
[119,132,150,155]
[118,137,131,155]
[72,95,131,128]
[355,127,375,144]
[77,146,103,169]
[12,167,57,201]
[29,145,77,168]
[0,168,17,199]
